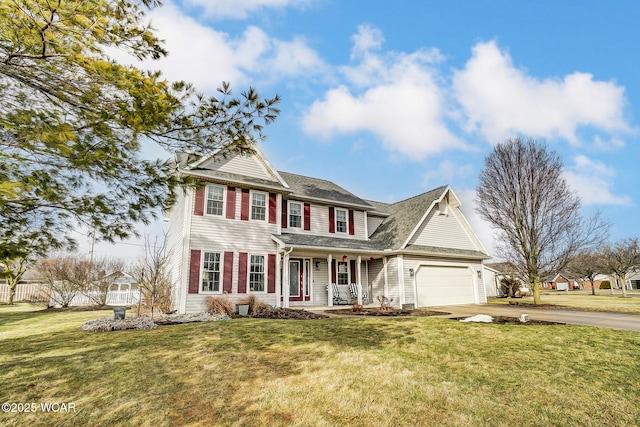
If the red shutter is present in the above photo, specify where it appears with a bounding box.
[267,254,276,293]
[304,203,311,231]
[350,260,357,284]
[281,199,288,229]
[348,209,355,235]
[331,259,336,283]
[240,189,250,221]
[238,252,248,293]
[194,188,205,216]
[223,251,233,293]
[226,187,236,219]
[188,250,201,294]
[328,207,335,233]
[268,193,277,224]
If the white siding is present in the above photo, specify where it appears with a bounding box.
[297,204,367,240]
[483,267,499,297]
[199,153,277,182]
[311,258,329,305]
[369,259,385,302]
[190,214,279,252]
[409,208,477,251]
[166,186,188,312]
[386,257,401,308]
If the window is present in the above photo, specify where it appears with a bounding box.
[206,186,224,216]
[337,261,348,285]
[251,192,266,221]
[289,202,302,228]
[336,209,347,233]
[249,255,265,292]
[202,252,221,292]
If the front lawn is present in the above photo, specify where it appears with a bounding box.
[1,304,639,426]
[489,289,640,314]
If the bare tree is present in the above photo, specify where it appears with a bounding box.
[36,257,90,307]
[476,137,609,304]
[566,251,606,296]
[602,238,640,298]
[84,257,127,306]
[133,235,173,318]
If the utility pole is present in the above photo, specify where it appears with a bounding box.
[89,229,96,264]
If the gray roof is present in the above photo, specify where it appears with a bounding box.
[403,244,490,260]
[184,169,289,192]
[276,233,384,252]
[368,186,447,250]
[278,171,373,208]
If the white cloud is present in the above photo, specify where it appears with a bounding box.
[110,2,326,92]
[453,41,631,145]
[301,25,463,160]
[564,155,632,206]
[184,0,312,20]
[422,159,473,188]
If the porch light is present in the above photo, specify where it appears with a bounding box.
[315,261,320,270]
[409,268,414,277]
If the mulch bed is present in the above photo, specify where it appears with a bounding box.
[248,307,328,320]
[327,308,450,317]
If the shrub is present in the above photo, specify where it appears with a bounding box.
[600,280,611,289]
[237,294,271,315]
[206,296,234,316]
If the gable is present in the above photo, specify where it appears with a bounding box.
[408,207,478,251]
[198,153,277,182]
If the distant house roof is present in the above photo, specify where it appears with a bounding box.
[277,171,373,209]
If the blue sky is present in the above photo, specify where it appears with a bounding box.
[88,0,640,260]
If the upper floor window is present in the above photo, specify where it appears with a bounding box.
[336,208,347,233]
[249,255,265,292]
[202,252,221,292]
[206,186,224,216]
[251,192,266,221]
[289,202,302,228]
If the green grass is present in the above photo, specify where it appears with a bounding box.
[489,289,640,314]
[1,304,640,426]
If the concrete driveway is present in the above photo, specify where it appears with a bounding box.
[434,304,640,332]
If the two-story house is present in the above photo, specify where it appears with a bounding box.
[166,146,490,314]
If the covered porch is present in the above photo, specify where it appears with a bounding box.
[272,234,392,308]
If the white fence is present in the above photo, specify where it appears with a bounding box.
[1,282,141,307]
[0,283,48,303]
[48,290,141,308]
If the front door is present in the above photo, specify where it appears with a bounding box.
[289,260,303,301]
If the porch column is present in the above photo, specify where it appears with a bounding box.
[356,255,362,305]
[383,256,389,298]
[327,253,333,307]
[283,251,290,308]
[275,253,281,308]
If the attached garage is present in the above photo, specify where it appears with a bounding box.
[416,265,476,307]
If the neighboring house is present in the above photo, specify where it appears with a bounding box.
[484,262,525,297]
[628,270,640,290]
[482,265,501,298]
[166,146,491,314]
[581,273,610,290]
[543,273,579,291]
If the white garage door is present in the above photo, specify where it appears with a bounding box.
[416,266,475,307]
